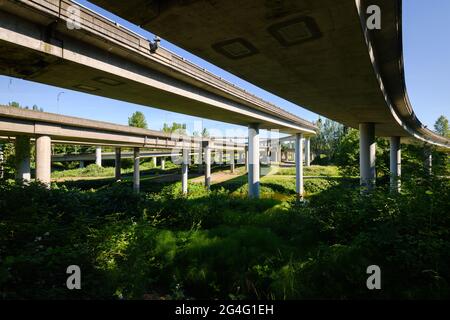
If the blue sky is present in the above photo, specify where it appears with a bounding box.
[0,0,448,136]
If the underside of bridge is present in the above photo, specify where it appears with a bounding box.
[90,0,449,148]
[0,0,316,134]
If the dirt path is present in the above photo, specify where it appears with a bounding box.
[191,170,245,184]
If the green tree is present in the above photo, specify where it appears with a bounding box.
[8,101,43,112]
[162,122,187,135]
[334,128,360,175]
[128,111,148,129]
[193,128,210,137]
[434,115,449,137]
[8,101,21,108]
[310,117,345,164]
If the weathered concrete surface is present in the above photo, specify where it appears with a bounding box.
[360,123,376,189]
[35,135,51,186]
[15,135,31,182]
[0,105,203,149]
[248,124,260,198]
[89,0,449,149]
[390,136,401,192]
[295,133,304,198]
[0,0,316,135]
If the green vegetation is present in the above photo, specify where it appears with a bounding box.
[1,155,449,299]
[51,161,178,179]
[162,122,187,134]
[128,111,148,129]
[276,165,340,177]
[1,112,449,300]
[434,115,449,137]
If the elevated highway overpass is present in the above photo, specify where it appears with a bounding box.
[89,0,449,148]
[0,105,249,192]
[87,0,450,190]
[0,0,318,197]
[0,106,300,194]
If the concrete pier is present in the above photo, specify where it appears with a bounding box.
[133,147,140,193]
[115,147,121,181]
[95,147,102,167]
[248,124,260,198]
[15,136,31,183]
[304,137,311,167]
[359,123,376,189]
[295,133,304,198]
[182,148,189,195]
[35,135,51,186]
[390,136,401,192]
[203,141,211,189]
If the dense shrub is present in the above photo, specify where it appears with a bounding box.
[1,161,449,299]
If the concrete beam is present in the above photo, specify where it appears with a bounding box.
[390,136,401,192]
[115,147,121,181]
[133,147,140,193]
[248,124,260,198]
[182,148,189,195]
[161,157,166,170]
[295,133,304,199]
[0,106,205,150]
[0,5,317,135]
[360,123,376,189]
[95,147,102,167]
[152,157,157,167]
[15,136,31,183]
[35,135,51,187]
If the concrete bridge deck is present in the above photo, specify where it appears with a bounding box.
[0,0,316,135]
[89,0,449,150]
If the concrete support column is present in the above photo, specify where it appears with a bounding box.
[390,137,401,192]
[182,148,189,195]
[95,147,102,167]
[245,146,249,172]
[79,160,85,169]
[237,151,244,165]
[35,135,51,187]
[133,147,140,193]
[305,137,311,167]
[152,157,157,168]
[218,150,223,165]
[295,133,304,199]
[15,136,31,182]
[161,157,166,170]
[0,144,4,179]
[115,147,121,181]
[248,124,260,198]
[359,123,376,189]
[424,147,433,176]
[198,149,204,174]
[203,141,211,189]
[272,146,278,163]
[230,150,235,173]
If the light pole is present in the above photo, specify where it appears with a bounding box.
[57,91,65,113]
